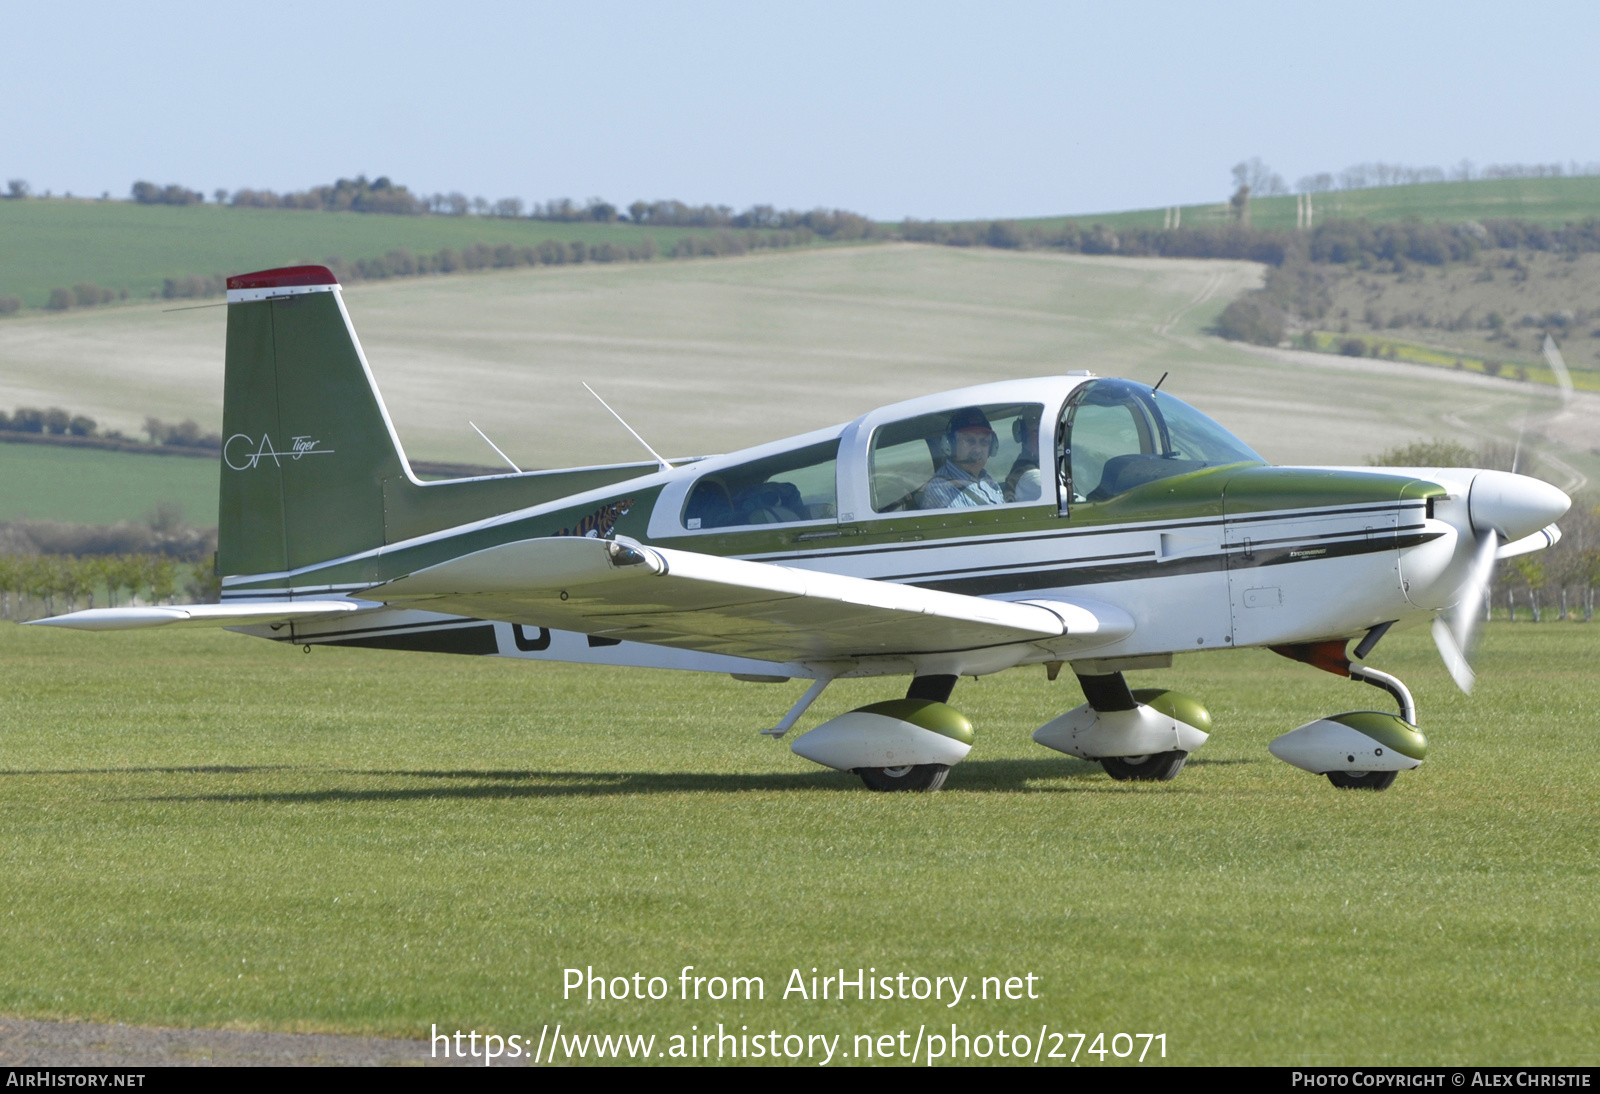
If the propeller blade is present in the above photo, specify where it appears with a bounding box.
[1435,528,1500,694]
[1432,616,1475,694]
[1542,334,1574,406]
[1450,528,1500,654]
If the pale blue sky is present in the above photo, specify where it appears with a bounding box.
[4,0,1596,220]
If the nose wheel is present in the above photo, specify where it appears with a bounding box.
[856,764,951,792]
[1269,640,1427,792]
[1326,770,1398,791]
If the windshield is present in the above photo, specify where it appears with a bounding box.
[1060,380,1263,503]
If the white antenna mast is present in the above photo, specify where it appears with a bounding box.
[582,383,673,471]
[469,421,522,473]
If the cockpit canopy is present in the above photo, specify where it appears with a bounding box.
[653,376,1266,539]
[1060,379,1263,503]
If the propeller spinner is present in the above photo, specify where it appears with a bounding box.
[1431,469,1570,694]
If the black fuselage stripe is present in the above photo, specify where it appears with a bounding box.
[845,528,1437,588]
[752,503,1426,564]
[888,549,1153,581]
[908,532,1441,596]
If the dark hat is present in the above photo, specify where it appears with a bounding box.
[947,406,993,434]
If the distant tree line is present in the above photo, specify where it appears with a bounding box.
[125,174,889,242]
[0,554,173,617]
[142,417,221,449]
[1219,158,1600,197]
[2,519,213,564]
[225,175,425,215]
[0,406,98,436]
[131,181,205,205]
[0,551,220,620]
[43,282,125,310]
[151,227,820,304]
[0,405,219,452]
[1,502,221,619]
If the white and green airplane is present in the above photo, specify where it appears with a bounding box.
[31,265,1572,792]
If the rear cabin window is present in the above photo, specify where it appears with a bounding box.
[868,403,1045,513]
[682,439,839,530]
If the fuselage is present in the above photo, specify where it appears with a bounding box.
[223,374,1556,681]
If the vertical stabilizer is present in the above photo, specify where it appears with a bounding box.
[218,266,408,578]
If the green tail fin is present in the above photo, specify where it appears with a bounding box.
[219,267,404,577]
[218,266,658,582]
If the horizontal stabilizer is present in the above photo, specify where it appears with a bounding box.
[369,535,1132,663]
[24,601,361,631]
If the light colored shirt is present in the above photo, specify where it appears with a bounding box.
[918,462,1004,509]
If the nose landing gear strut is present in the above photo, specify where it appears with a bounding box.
[1267,628,1428,791]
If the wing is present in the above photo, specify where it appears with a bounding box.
[368,536,1132,662]
[24,601,362,631]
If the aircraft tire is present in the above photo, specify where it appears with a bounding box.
[1101,751,1188,782]
[855,764,950,792]
[1325,770,1398,791]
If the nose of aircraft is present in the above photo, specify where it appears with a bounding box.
[1468,470,1571,542]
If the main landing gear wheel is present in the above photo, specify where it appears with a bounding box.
[1326,770,1398,791]
[856,764,951,792]
[1101,751,1189,782]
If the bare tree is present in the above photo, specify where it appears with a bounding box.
[1233,158,1287,197]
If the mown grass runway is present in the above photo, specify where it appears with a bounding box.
[1,622,1595,1064]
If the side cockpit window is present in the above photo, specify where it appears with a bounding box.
[869,403,1045,513]
[682,439,839,530]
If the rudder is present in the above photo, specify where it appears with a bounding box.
[219,266,406,577]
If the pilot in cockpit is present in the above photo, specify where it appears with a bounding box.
[916,406,1006,509]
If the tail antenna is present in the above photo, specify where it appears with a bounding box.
[582,383,673,471]
[470,421,522,473]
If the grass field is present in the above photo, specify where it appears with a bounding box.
[1037,176,1600,233]
[0,443,216,525]
[0,200,786,309]
[1,620,1595,1064]
[7,174,1597,313]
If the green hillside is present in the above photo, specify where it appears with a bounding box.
[1032,175,1600,232]
[0,200,782,308]
[7,244,1592,500]
[0,443,218,526]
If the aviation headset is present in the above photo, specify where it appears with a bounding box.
[942,407,999,458]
